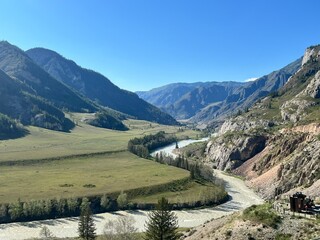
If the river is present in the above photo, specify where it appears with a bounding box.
[150,137,209,158]
[0,138,263,240]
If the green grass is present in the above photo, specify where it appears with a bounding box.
[0,116,198,162]
[242,203,281,229]
[131,180,227,205]
[0,151,190,204]
[275,233,292,240]
[0,115,209,207]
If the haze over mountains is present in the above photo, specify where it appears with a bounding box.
[0,41,177,137]
[137,58,302,127]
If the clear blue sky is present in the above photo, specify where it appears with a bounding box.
[1,0,319,91]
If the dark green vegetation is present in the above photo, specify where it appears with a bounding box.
[242,203,281,229]
[0,69,75,132]
[128,131,177,158]
[176,141,207,162]
[0,113,26,139]
[145,197,179,240]
[78,198,96,240]
[26,47,178,125]
[86,111,128,131]
[0,41,95,113]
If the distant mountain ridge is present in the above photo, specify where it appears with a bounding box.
[137,82,244,120]
[27,47,178,125]
[191,58,302,126]
[137,58,302,126]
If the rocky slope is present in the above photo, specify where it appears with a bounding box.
[204,45,320,199]
[183,211,320,240]
[191,58,302,126]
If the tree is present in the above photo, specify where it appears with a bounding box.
[117,191,128,209]
[145,197,179,240]
[100,194,110,210]
[8,198,24,221]
[78,198,96,240]
[103,216,137,240]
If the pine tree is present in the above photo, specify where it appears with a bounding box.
[145,197,179,240]
[78,199,96,240]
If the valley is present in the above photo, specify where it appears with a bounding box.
[0,38,319,240]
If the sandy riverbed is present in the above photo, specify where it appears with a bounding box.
[0,170,263,240]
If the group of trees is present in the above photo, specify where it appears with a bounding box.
[0,113,25,139]
[0,198,81,223]
[86,111,129,131]
[77,197,179,240]
[0,193,128,224]
[128,131,177,158]
[154,152,214,182]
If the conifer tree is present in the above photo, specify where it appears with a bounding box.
[78,198,96,240]
[145,197,179,240]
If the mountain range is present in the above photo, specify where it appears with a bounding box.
[137,58,302,127]
[0,41,177,137]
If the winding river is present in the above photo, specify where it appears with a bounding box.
[0,138,263,240]
[150,137,209,158]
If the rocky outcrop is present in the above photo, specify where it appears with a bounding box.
[304,70,320,98]
[233,132,320,199]
[280,122,320,135]
[205,133,266,171]
[219,116,272,135]
[302,47,316,66]
[280,98,315,122]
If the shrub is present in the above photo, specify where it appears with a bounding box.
[242,203,281,229]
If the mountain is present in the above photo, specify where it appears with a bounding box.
[191,58,302,126]
[136,82,214,109]
[0,41,96,113]
[137,58,301,126]
[204,45,320,200]
[137,82,244,120]
[0,68,74,132]
[26,48,178,125]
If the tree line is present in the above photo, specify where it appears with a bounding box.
[39,196,180,240]
[128,131,177,158]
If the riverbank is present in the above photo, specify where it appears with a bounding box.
[0,170,263,240]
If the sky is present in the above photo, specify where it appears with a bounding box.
[0,0,319,91]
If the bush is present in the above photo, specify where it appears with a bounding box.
[242,204,281,229]
[117,192,128,209]
[275,233,292,240]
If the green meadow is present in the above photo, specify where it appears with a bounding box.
[0,116,206,204]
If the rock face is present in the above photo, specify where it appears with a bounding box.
[219,116,272,135]
[205,45,320,199]
[280,99,315,122]
[304,70,320,98]
[205,134,266,171]
[302,47,315,66]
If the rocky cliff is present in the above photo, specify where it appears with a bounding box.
[204,45,320,199]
